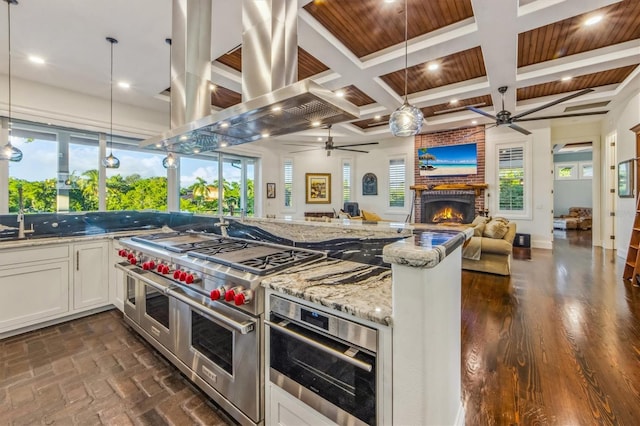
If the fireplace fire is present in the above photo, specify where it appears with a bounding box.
[421,190,476,224]
[432,207,464,223]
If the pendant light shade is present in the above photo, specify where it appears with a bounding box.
[102,36,120,169]
[162,38,177,169]
[162,152,177,169]
[389,0,424,137]
[1,0,23,162]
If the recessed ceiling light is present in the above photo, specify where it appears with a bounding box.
[261,132,270,138]
[335,90,345,97]
[179,135,188,141]
[471,120,478,125]
[271,105,282,112]
[209,83,216,90]
[450,99,458,105]
[374,115,381,120]
[220,141,228,147]
[427,63,439,71]
[317,137,323,141]
[193,148,201,153]
[384,0,395,3]
[118,81,130,89]
[561,76,572,82]
[584,15,603,26]
[311,121,321,127]
[220,122,229,128]
[28,55,45,65]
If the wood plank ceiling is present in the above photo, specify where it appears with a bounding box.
[204,0,639,139]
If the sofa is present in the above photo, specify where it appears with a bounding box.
[462,217,517,276]
[553,207,592,230]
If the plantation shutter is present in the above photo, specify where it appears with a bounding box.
[389,159,405,207]
[284,160,293,208]
[343,161,351,202]
[498,146,524,211]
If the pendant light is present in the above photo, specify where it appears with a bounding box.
[388,0,424,137]
[1,0,23,162]
[162,37,177,169]
[102,36,120,169]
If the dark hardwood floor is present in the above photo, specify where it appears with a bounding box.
[462,230,640,425]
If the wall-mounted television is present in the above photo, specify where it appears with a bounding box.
[418,143,478,177]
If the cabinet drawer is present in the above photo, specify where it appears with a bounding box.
[0,244,69,267]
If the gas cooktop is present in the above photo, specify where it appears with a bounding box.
[129,232,324,276]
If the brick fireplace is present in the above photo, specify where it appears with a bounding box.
[413,126,486,223]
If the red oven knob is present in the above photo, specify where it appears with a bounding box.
[129,257,137,265]
[225,288,236,302]
[156,264,164,272]
[148,260,156,269]
[185,274,195,284]
[173,270,182,279]
[210,288,222,300]
[142,262,150,270]
[179,271,188,282]
[163,265,171,274]
[118,249,127,257]
[234,291,251,306]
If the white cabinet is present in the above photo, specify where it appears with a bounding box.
[0,245,70,333]
[110,239,125,311]
[72,241,110,310]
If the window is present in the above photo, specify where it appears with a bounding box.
[180,155,221,213]
[579,162,593,179]
[342,160,351,202]
[105,143,168,211]
[497,145,525,212]
[284,159,293,208]
[389,158,405,208]
[555,163,577,180]
[69,137,99,211]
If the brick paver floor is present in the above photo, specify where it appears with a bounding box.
[0,310,235,425]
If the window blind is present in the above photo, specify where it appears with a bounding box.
[498,146,524,211]
[284,160,293,208]
[389,158,405,207]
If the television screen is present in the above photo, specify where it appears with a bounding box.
[418,143,478,176]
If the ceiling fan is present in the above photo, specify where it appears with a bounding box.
[466,86,604,135]
[289,125,379,156]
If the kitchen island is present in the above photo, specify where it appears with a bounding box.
[262,223,470,426]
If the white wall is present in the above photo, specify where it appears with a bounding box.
[485,125,554,249]
[271,136,414,221]
[602,92,640,258]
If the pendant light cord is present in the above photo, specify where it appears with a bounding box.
[166,38,172,129]
[403,0,408,103]
[7,0,12,130]
[109,40,114,155]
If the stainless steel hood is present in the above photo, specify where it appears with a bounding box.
[140,79,359,154]
[140,0,359,155]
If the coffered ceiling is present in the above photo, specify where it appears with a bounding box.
[0,0,638,144]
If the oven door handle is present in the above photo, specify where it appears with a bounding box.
[117,263,172,293]
[171,289,256,335]
[265,320,373,372]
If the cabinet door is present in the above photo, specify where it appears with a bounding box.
[110,240,125,312]
[73,241,109,310]
[0,261,70,333]
[268,384,337,426]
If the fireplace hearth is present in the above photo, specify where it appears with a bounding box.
[421,190,476,224]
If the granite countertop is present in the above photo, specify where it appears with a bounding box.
[382,226,472,268]
[262,257,393,326]
[0,229,156,250]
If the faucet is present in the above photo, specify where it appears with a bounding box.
[16,187,35,239]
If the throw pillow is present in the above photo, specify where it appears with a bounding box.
[471,215,489,226]
[483,218,509,239]
[362,210,383,221]
[473,222,486,237]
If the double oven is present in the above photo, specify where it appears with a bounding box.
[116,231,325,426]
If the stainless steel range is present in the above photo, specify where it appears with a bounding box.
[115,231,325,426]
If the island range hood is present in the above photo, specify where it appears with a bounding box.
[140,0,359,155]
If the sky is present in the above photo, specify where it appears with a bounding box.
[9,136,246,188]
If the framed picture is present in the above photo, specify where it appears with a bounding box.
[362,172,378,195]
[266,183,276,199]
[618,160,634,198]
[305,173,331,204]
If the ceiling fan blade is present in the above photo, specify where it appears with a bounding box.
[284,143,320,147]
[466,106,498,120]
[514,110,608,122]
[290,147,323,153]
[460,128,487,140]
[335,142,380,148]
[334,147,370,153]
[511,88,594,120]
[508,123,532,135]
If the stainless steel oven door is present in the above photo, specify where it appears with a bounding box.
[116,262,141,324]
[116,262,176,352]
[173,286,261,424]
